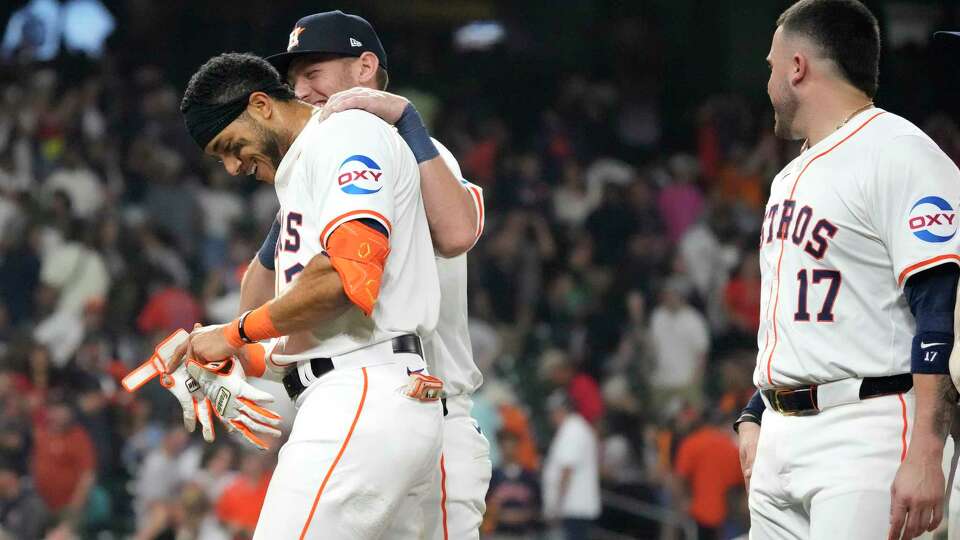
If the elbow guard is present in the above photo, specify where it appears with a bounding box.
[326,220,390,317]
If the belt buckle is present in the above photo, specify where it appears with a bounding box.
[774,388,819,417]
[771,389,793,416]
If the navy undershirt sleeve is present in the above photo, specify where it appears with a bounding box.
[905,263,958,374]
[257,217,281,271]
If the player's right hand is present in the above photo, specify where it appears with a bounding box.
[185,356,283,451]
[737,421,761,491]
[888,442,946,540]
[317,87,408,125]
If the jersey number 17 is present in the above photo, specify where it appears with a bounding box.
[794,269,841,322]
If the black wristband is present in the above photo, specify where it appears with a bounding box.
[395,103,439,163]
[733,412,761,434]
[237,310,255,344]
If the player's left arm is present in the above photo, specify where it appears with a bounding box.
[892,265,958,540]
[168,112,399,369]
[872,133,960,540]
[320,87,483,257]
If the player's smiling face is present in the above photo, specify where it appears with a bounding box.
[287,54,360,107]
[206,115,284,184]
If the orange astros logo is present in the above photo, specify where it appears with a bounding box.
[288,26,305,51]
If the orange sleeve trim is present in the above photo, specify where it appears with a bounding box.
[897,393,908,463]
[897,254,960,286]
[319,210,392,251]
[327,220,390,317]
[299,367,368,540]
[239,343,267,378]
[468,184,485,239]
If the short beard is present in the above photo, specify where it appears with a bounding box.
[251,121,286,170]
[242,113,288,170]
[772,82,800,140]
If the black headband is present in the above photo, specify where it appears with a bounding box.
[182,82,290,150]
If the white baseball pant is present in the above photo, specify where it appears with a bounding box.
[750,389,915,539]
[253,346,443,539]
[421,395,493,540]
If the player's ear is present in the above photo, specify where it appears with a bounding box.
[356,52,379,86]
[247,92,274,121]
[791,51,807,87]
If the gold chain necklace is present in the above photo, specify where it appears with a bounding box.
[801,101,874,152]
[836,101,874,130]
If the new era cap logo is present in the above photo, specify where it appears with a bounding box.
[288,26,305,51]
[350,37,363,47]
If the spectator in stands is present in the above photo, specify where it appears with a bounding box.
[132,424,196,522]
[215,450,272,537]
[542,391,601,540]
[43,147,105,220]
[196,167,244,271]
[136,267,202,338]
[31,391,96,528]
[0,453,48,540]
[649,277,710,409]
[672,407,743,540]
[132,482,229,540]
[552,160,601,231]
[193,443,238,503]
[585,183,638,267]
[484,430,541,539]
[540,349,605,427]
[657,154,705,244]
[35,218,110,318]
[723,250,762,343]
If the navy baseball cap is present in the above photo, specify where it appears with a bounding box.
[266,11,388,79]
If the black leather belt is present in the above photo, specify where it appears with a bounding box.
[282,334,423,400]
[762,373,913,416]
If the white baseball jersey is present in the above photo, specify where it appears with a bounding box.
[429,139,486,397]
[271,108,440,361]
[421,141,491,540]
[754,108,960,389]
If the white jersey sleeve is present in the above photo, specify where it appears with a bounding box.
[868,133,960,288]
[305,111,401,248]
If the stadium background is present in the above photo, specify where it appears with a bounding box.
[0,0,959,538]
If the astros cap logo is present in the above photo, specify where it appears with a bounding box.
[288,26,305,51]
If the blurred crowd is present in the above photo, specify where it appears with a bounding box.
[2,4,960,540]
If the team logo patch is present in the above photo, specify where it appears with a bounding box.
[288,26,305,51]
[185,377,200,393]
[338,154,383,195]
[908,196,957,243]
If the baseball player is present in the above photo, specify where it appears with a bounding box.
[238,12,491,540]
[732,1,960,539]
[175,52,445,539]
